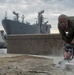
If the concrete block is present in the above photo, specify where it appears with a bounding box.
[7,34,64,55]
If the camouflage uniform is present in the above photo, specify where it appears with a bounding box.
[58,20,74,43]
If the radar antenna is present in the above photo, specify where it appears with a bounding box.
[21,15,25,23]
[5,11,7,19]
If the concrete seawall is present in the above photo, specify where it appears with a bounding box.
[7,34,64,55]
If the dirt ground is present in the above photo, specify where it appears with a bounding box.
[0,54,74,75]
[0,54,57,75]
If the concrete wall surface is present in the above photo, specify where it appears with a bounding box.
[7,34,64,55]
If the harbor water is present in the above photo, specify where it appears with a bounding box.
[0,48,7,54]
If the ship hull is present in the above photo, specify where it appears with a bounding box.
[2,19,40,35]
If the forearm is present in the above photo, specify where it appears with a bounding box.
[67,33,74,43]
[58,25,69,42]
[62,36,69,43]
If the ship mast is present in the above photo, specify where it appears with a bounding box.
[38,10,44,32]
[13,11,19,21]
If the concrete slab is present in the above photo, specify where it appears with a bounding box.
[66,63,74,70]
[64,71,74,75]
[29,54,74,75]
[0,54,23,57]
[0,54,74,75]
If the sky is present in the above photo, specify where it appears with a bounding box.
[0,0,74,34]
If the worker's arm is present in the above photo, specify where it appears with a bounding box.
[58,25,69,43]
[67,31,74,44]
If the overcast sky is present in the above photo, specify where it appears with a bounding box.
[0,0,74,33]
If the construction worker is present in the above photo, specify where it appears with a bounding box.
[58,14,74,44]
[58,14,74,59]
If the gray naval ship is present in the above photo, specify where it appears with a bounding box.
[2,10,51,35]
